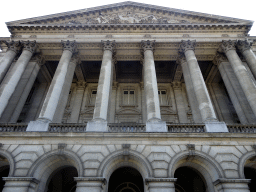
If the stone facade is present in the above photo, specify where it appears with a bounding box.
[0,1,256,192]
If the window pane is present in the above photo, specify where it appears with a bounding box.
[130,91,134,94]
[124,91,128,94]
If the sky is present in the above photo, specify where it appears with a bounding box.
[0,0,255,37]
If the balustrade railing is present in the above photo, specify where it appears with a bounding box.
[227,125,256,133]
[167,124,205,133]
[49,124,87,132]
[0,123,27,132]
[108,123,146,132]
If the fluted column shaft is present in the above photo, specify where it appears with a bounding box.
[180,40,217,122]
[0,41,36,118]
[93,41,115,121]
[38,41,76,122]
[0,41,21,83]
[237,40,256,79]
[141,40,161,121]
[221,40,256,117]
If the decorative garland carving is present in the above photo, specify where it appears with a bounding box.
[4,40,21,54]
[237,40,251,53]
[61,40,77,53]
[21,40,37,53]
[141,40,155,52]
[220,40,236,53]
[179,40,196,52]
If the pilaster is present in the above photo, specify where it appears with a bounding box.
[214,179,250,192]
[2,177,39,192]
[145,178,177,192]
[74,177,106,192]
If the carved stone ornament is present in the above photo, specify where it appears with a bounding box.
[4,40,21,54]
[141,40,155,52]
[21,40,37,53]
[101,40,116,52]
[61,40,76,53]
[58,143,67,155]
[70,53,81,65]
[172,81,182,89]
[213,52,228,66]
[186,144,195,160]
[179,40,196,52]
[176,52,187,65]
[76,81,86,89]
[237,40,252,53]
[31,54,45,66]
[220,40,236,53]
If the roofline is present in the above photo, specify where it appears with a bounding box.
[5,1,254,25]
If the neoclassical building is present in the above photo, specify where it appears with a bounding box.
[0,1,256,192]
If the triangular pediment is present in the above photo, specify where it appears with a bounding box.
[6,1,252,26]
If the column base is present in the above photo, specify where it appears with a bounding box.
[146,119,167,132]
[86,119,108,132]
[26,118,50,132]
[205,121,228,132]
[214,179,250,192]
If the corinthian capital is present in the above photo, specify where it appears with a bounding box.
[5,40,21,54]
[21,40,37,53]
[179,40,196,52]
[176,52,187,65]
[237,40,252,53]
[101,40,116,52]
[61,40,76,53]
[213,52,228,66]
[141,40,155,52]
[220,40,236,53]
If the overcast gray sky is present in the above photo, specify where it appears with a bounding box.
[0,0,255,37]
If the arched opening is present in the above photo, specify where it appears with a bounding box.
[174,166,206,192]
[0,155,10,191]
[46,166,78,192]
[108,167,144,192]
[244,167,256,192]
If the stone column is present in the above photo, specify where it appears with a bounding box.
[0,41,21,83]
[0,41,36,118]
[2,177,39,192]
[179,55,202,123]
[141,40,166,132]
[27,40,76,131]
[214,53,256,124]
[221,40,256,118]
[214,179,250,192]
[86,40,115,132]
[69,81,86,123]
[145,178,176,192]
[74,177,105,192]
[172,81,188,123]
[237,40,256,79]
[180,40,227,132]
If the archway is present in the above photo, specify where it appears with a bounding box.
[174,166,206,192]
[243,155,256,192]
[108,167,144,192]
[46,166,78,192]
[0,155,10,191]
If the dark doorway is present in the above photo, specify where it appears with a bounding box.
[174,166,206,192]
[47,166,78,192]
[108,167,144,192]
[0,165,9,192]
[244,167,256,192]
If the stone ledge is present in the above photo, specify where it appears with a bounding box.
[213,179,251,185]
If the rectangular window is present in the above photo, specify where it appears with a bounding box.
[123,90,135,105]
[90,90,97,105]
[158,90,168,105]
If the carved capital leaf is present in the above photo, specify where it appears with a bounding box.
[237,40,251,53]
[180,40,196,52]
[220,40,236,53]
[101,40,116,52]
[76,81,86,88]
[141,40,155,52]
[31,53,45,66]
[61,40,76,53]
[21,40,37,54]
[172,81,182,89]
[213,52,228,66]
[70,53,81,65]
[176,52,187,65]
[5,40,21,54]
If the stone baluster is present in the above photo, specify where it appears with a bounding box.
[221,40,256,117]
[141,40,166,132]
[86,40,115,132]
[0,41,36,118]
[145,178,177,192]
[0,41,21,83]
[2,177,39,192]
[74,177,106,192]
[214,179,250,192]
[237,40,256,79]
[27,40,77,131]
[178,54,202,123]
[180,40,227,132]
